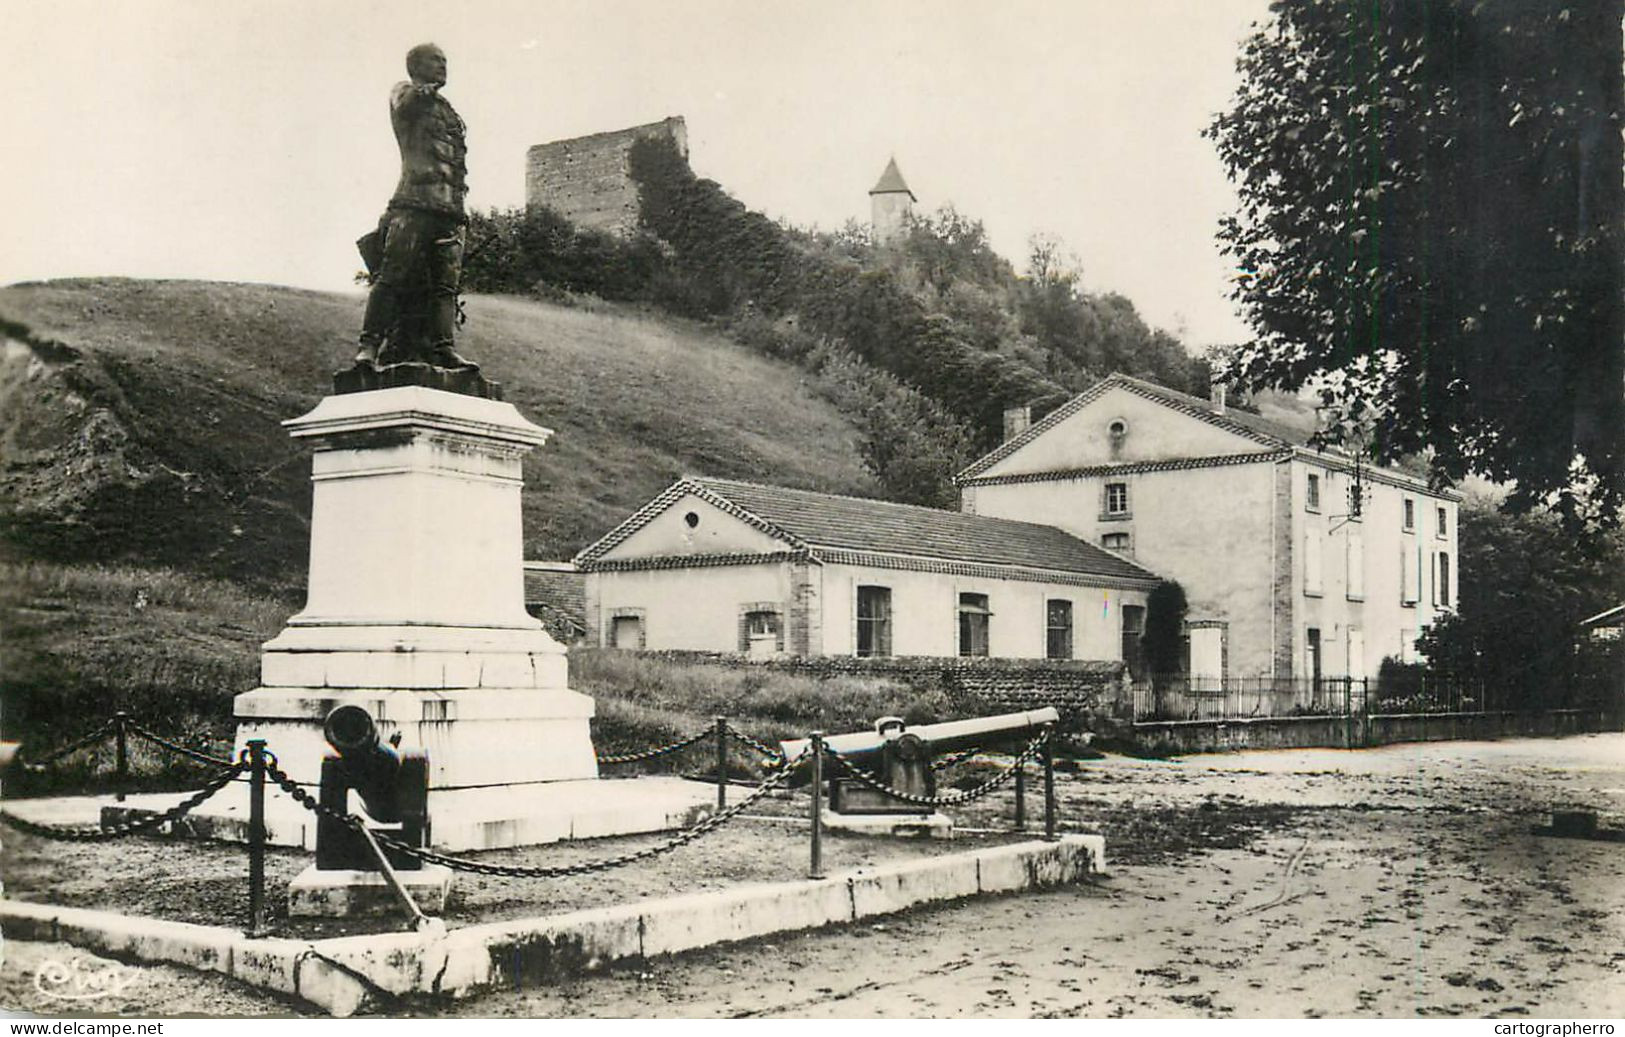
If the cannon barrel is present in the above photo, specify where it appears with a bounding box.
[323,705,407,822]
[779,706,1059,765]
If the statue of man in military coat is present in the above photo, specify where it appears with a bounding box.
[355,43,478,371]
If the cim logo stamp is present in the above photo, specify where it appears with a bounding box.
[34,956,140,1002]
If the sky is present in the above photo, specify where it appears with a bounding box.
[3,0,1272,349]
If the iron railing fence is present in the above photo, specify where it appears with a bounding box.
[1134,668,1620,722]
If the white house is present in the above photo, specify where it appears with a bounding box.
[575,476,1159,661]
[958,373,1461,684]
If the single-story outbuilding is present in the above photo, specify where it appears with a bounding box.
[574,477,1161,662]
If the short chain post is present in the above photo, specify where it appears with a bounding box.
[808,731,825,879]
[113,712,129,802]
[247,739,267,937]
[1013,752,1026,831]
[1042,725,1057,842]
[714,715,728,810]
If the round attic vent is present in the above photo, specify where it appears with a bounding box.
[684,511,700,529]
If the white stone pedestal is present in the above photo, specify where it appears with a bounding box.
[288,865,454,918]
[821,810,954,839]
[229,386,600,850]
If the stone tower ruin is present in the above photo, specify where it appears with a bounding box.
[869,157,916,245]
[526,117,688,236]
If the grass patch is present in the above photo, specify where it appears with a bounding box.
[0,560,279,792]
[574,648,951,765]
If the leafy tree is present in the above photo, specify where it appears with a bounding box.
[1414,492,1625,707]
[1208,0,1624,522]
[1143,580,1190,685]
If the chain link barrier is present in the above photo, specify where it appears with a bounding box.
[264,750,809,879]
[930,745,983,772]
[17,720,120,771]
[824,732,1046,809]
[124,721,238,769]
[0,755,248,842]
[726,726,787,767]
[593,726,716,766]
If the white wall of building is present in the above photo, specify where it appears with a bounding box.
[978,385,1265,479]
[598,492,789,559]
[818,563,1147,661]
[587,563,791,652]
[1290,459,1458,679]
[967,460,1280,677]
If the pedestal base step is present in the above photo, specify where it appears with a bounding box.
[288,865,454,917]
[97,776,721,851]
[821,810,954,839]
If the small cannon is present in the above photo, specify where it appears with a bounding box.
[781,707,1059,816]
[315,705,429,871]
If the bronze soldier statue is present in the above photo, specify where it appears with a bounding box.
[355,43,478,371]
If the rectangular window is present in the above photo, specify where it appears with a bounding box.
[856,586,892,658]
[1346,531,1365,600]
[744,609,782,659]
[1101,531,1131,554]
[610,615,642,650]
[1306,472,1321,512]
[958,592,991,657]
[1103,482,1129,518]
[1437,506,1448,539]
[1403,498,1415,531]
[1437,553,1451,608]
[1045,599,1074,660]
[1306,627,1323,687]
[1304,531,1323,596]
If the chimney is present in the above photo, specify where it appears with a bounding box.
[1210,377,1228,415]
[1003,405,1032,442]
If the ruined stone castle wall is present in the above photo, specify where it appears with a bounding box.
[525,117,688,236]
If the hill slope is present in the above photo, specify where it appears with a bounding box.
[0,278,880,587]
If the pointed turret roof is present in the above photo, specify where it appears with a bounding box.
[869,157,916,200]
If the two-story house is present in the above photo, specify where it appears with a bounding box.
[958,373,1460,685]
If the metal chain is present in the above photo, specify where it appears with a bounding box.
[595,727,715,766]
[264,750,810,878]
[0,757,248,842]
[726,726,787,766]
[18,719,119,771]
[825,733,1046,809]
[123,721,238,769]
[930,745,983,772]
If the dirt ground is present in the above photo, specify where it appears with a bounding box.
[2,733,1621,1018]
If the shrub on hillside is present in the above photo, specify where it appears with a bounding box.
[463,206,667,302]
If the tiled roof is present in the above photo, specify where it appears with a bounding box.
[680,477,1156,583]
[1111,374,1313,446]
[959,372,1315,481]
[869,157,916,199]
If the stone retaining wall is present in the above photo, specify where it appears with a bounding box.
[1131,707,1621,754]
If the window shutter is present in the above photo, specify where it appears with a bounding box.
[1346,531,1365,599]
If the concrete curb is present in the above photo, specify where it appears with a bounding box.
[0,835,1103,1015]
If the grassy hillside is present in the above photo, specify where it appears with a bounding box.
[0,278,888,768]
[0,278,880,587]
